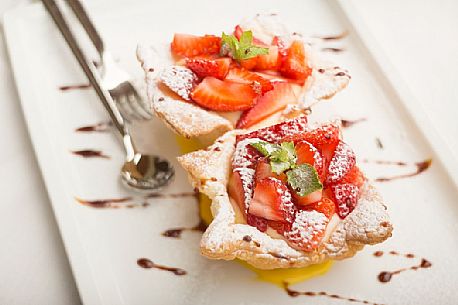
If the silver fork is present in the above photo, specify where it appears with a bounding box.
[65,0,152,121]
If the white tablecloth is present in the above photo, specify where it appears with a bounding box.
[0,0,456,304]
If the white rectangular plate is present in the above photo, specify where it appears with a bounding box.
[4,0,458,304]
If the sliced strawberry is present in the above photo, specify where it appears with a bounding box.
[232,138,262,169]
[226,67,273,94]
[303,124,340,150]
[284,210,328,252]
[236,82,297,129]
[190,77,257,111]
[293,189,323,206]
[295,140,324,181]
[326,141,356,184]
[272,36,288,58]
[171,34,221,57]
[340,166,365,188]
[255,46,280,70]
[159,66,198,101]
[249,177,296,222]
[186,58,231,80]
[247,213,268,232]
[303,124,341,174]
[329,183,359,219]
[239,57,258,70]
[233,25,268,46]
[236,116,308,143]
[304,198,335,219]
[254,158,287,182]
[228,169,254,214]
[279,40,312,84]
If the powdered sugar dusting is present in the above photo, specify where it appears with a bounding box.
[233,167,255,210]
[332,183,359,218]
[284,210,328,251]
[232,138,262,169]
[327,141,356,183]
[160,66,198,100]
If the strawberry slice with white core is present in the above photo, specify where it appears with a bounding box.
[279,40,312,84]
[236,116,308,143]
[236,82,297,129]
[191,77,257,111]
[329,183,359,218]
[284,210,328,252]
[160,66,198,100]
[249,177,296,222]
[326,141,356,184]
[295,140,324,181]
[255,46,280,70]
[171,34,221,57]
[228,168,255,213]
[186,58,231,80]
[226,67,273,94]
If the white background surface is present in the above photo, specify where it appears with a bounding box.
[0,0,456,304]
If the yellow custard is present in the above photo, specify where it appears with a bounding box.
[176,136,333,286]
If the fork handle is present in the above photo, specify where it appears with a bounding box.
[65,0,104,57]
[41,0,126,137]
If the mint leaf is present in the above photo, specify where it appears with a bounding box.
[271,161,291,175]
[250,141,297,174]
[239,30,253,47]
[250,140,279,157]
[220,30,268,62]
[286,164,323,196]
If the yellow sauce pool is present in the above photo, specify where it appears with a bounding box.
[177,136,333,286]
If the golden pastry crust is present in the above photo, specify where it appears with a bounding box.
[136,15,350,140]
[178,130,392,270]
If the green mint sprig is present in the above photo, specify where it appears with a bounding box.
[220,30,268,62]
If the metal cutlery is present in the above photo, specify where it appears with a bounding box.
[41,0,174,191]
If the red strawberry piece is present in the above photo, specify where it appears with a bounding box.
[239,57,258,70]
[228,169,254,214]
[255,46,280,70]
[293,189,323,207]
[236,115,308,143]
[304,197,335,219]
[329,183,359,219]
[272,36,288,58]
[254,71,305,85]
[226,67,274,94]
[248,177,296,222]
[326,141,356,184]
[186,58,231,80]
[268,220,291,235]
[247,213,268,232]
[303,124,341,172]
[284,210,328,252]
[171,34,221,57]
[295,140,325,181]
[340,166,365,188]
[160,66,198,100]
[190,77,257,111]
[232,138,262,169]
[279,40,312,84]
[233,25,268,46]
[254,158,287,183]
[236,82,297,129]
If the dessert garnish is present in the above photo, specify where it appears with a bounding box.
[137,14,351,139]
[177,116,392,269]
